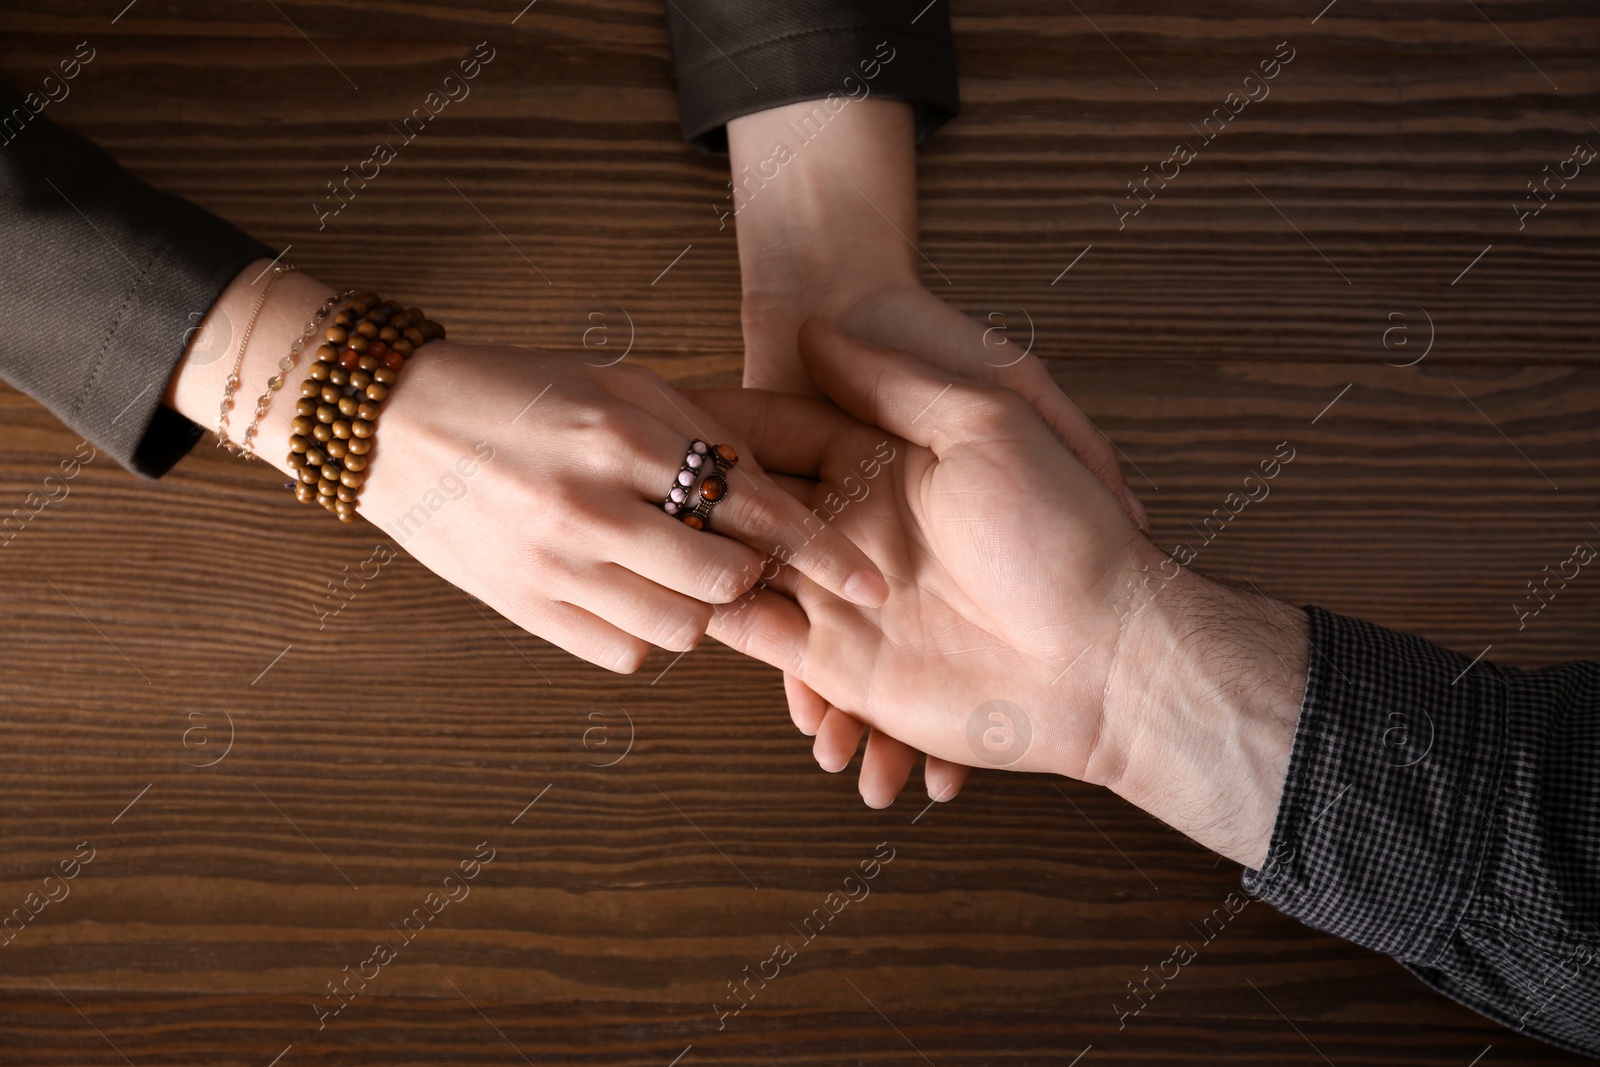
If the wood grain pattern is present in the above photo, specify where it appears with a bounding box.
[1,1,1596,1064]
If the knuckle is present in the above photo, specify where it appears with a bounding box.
[601,408,647,450]
[702,557,759,603]
[658,605,711,651]
[793,537,841,581]
[495,586,552,638]
[567,402,642,456]
[724,485,788,540]
[508,530,561,577]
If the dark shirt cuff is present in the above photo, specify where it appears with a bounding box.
[665,4,960,154]
[1243,605,1600,1058]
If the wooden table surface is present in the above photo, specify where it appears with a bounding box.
[2,1,1597,1064]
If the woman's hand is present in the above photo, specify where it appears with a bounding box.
[164,262,888,673]
[357,339,887,671]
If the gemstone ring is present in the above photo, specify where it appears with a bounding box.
[661,439,739,530]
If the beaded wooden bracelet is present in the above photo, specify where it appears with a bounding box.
[283,291,445,523]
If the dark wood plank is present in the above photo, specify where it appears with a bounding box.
[0,994,1582,1067]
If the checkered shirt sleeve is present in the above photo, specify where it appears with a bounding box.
[1242,605,1599,1059]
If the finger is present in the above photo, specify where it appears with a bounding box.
[768,472,818,500]
[705,586,807,675]
[760,560,803,599]
[547,394,767,603]
[709,462,889,608]
[744,325,1149,533]
[523,599,653,675]
[691,391,907,547]
[859,729,918,808]
[785,672,827,736]
[1010,362,1150,532]
[607,501,768,604]
[798,319,1044,457]
[686,387,849,479]
[924,756,972,803]
[1120,484,1152,535]
[606,377,889,609]
[813,705,866,773]
[561,563,712,653]
[713,307,1126,515]
[601,368,786,499]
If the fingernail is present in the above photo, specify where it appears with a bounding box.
[842,569,889,608]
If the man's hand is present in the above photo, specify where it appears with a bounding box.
[727,96,1150,797]
[698,321,1311,869]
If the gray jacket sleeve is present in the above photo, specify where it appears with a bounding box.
[664,0,960,153]
[1,78,270,478]
[1243,604,1600,1059]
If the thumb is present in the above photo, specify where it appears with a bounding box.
[797,319,1043,457]
[999,357,1151,534]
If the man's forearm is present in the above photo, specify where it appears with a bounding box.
[1091,559,1311,869]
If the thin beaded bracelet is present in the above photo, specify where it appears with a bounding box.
[217,264,296,453]
[283,292,446,523]
[239,288,354,460]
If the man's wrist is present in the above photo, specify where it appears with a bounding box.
[1092,555,1311,868]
